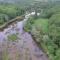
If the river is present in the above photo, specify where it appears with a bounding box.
[0,12,49,60]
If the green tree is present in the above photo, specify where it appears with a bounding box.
[49,14,60,47]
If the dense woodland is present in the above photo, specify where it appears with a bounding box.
[0,3,25,25]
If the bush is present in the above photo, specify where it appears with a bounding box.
[40,5,60,19]
[8,34,18,41]
[48,13,60,60]
[24,17,34,32]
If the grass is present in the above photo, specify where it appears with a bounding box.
[3,49,9,60]
[33,18,48,33]
[31,18,49,53]
[3,53,9,60]
[24,18,48,33]
[8,34,18,41]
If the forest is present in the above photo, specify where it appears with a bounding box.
[0,3,25,25]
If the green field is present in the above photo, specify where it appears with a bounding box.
[33,18,48,33]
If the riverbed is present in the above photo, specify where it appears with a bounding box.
[0,12,49,60]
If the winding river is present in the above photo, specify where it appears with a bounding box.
[0,12,49,60]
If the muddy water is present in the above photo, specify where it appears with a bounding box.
[0,12,49,60]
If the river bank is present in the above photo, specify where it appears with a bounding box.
[0,15,24,30]
[0,12,49,60]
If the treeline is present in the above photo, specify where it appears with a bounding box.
[41,4,60,60]
[0,4,25,25]
[48,5,60,60]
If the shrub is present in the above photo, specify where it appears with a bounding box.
[8,34,18,41]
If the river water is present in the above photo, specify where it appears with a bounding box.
[0,12,49,60]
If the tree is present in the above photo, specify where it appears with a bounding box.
[49,14,60,48]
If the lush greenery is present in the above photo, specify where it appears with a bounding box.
[24,1,60,60]
[0,4,25,25]
[33,19,48,33]
[0,0,60,60]
[48,14,60,60]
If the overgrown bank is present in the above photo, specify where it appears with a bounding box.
[24,4,60,60]
[0,4,25,26]
[0,15,24,30]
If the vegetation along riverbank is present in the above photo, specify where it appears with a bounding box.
[24,1,60,60]
[0,0,60,60]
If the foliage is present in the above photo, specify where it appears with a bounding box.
[0,14,9,25]
[40,4,60,18]
[33,18,48,33]
[0,1,60,60]
[48,13,60,60]
[0,4,25,25]
[24,18,49,51]
[24,17,34,32]
[24,5,60,60]
[30,18,49,51]
[49,14,60,47]
[8,34,18,41]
